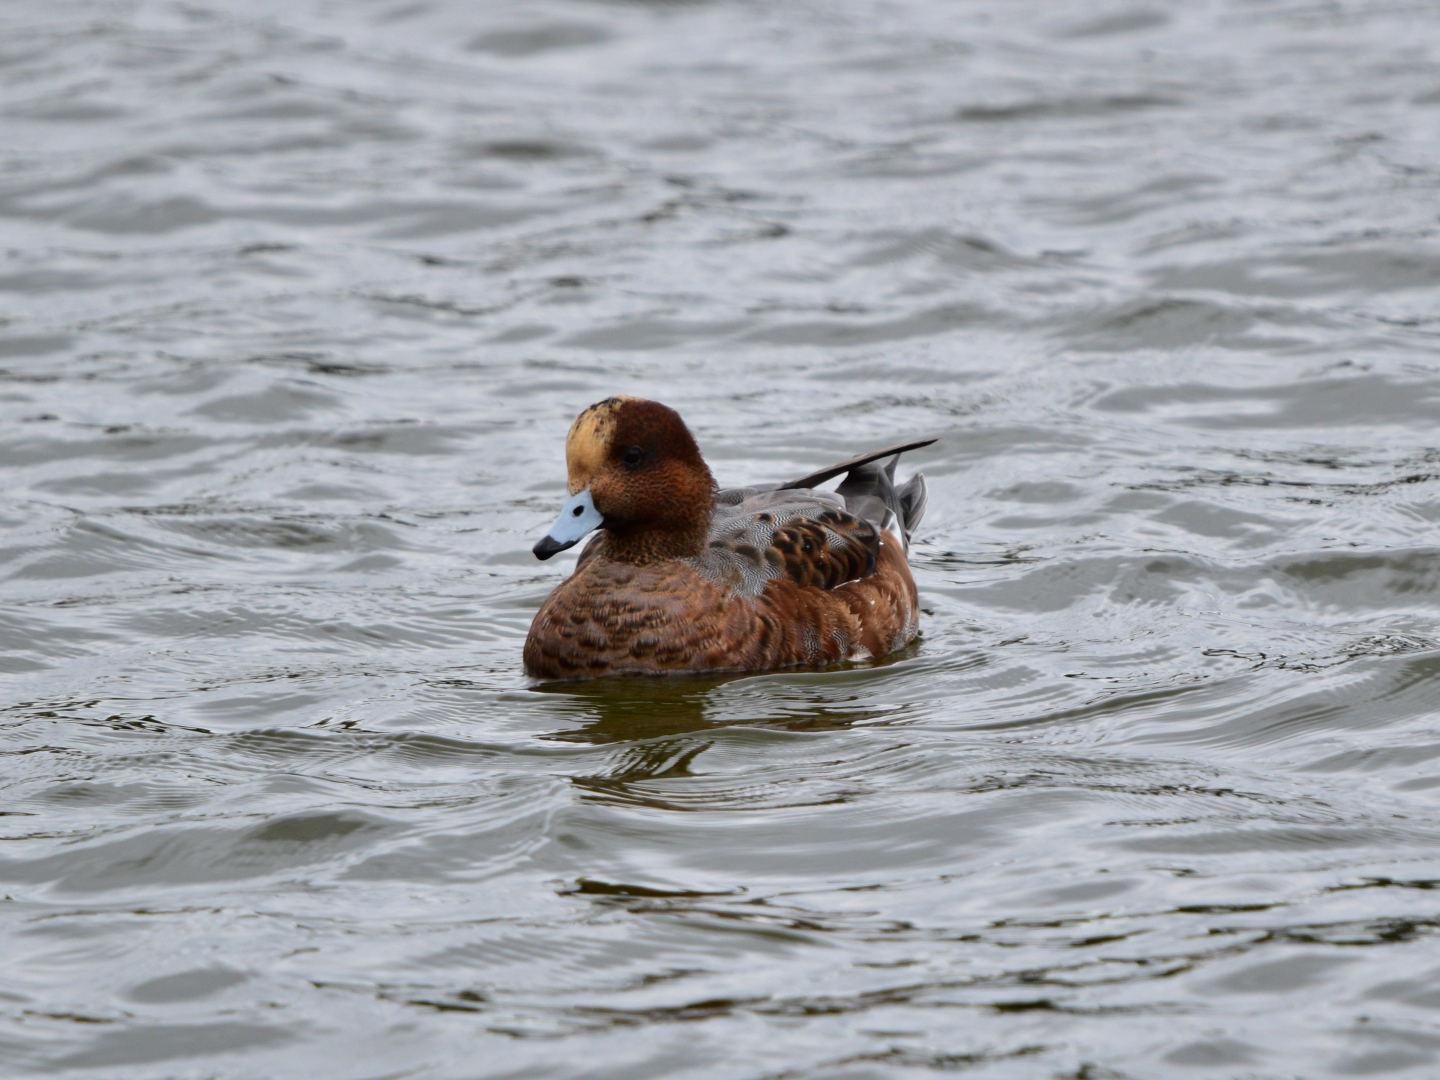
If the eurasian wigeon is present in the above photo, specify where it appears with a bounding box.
[524,396,933,679]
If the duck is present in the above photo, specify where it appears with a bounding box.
[523,396,933,679]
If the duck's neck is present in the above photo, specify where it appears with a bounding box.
[600,503,713,565]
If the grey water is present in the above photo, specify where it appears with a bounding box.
[4,0,1440,1076]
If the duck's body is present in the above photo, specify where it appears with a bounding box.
[523,397,932,680]
[524,514,920,679]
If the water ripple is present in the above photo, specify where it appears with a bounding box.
[6,0,1440,1076]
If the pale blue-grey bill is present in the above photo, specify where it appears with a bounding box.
[533,487,603,559]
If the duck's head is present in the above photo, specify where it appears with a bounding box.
[533,396,715,564]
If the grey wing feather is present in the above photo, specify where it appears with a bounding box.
[784,438,933,550]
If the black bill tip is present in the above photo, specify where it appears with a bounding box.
[532,534,575,561]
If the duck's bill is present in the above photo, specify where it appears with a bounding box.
[533,487,603,560]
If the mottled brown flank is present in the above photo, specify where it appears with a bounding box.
[770,512,878,588]
[523,529,917,679]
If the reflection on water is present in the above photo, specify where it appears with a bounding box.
[5,0,1440,1075]
[537,644,926,743]
[537,676,727,743]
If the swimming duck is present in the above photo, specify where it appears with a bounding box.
[524,396,933,679]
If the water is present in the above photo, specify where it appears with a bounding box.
[4,0,1440,1075]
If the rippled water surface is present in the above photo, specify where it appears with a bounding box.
[6,1,1440,1075]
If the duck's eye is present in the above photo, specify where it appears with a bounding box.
[622,445,643,466]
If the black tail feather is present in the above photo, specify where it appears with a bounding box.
[778,438,936,493]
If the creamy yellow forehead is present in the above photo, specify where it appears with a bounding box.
[565,395,639,494]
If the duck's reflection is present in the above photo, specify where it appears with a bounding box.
[532,643,921,746]
[532,674,736,744]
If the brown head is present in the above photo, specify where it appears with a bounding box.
[533,396,716,564]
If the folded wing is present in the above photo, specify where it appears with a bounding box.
[688,438,935,597]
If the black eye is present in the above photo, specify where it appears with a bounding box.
[622,446,643,466]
